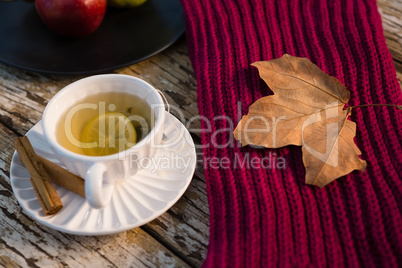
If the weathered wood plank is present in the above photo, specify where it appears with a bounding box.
[378,0,402,73]
[0,202,189,268]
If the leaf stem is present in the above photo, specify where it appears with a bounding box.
[349,104,402,110]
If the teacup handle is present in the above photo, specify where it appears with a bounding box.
[85,163,114,209]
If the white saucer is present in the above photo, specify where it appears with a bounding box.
[10,112,196,236]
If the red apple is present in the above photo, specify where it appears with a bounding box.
[35,0,107,38]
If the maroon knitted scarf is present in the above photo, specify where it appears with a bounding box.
[180,0,402,267]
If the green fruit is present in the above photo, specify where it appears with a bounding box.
[108,0,147,8]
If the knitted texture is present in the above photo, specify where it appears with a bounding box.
[180,0,402,267]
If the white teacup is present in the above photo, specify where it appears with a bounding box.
[42,74,165,209]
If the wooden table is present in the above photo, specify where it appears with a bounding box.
[1,1,401,267]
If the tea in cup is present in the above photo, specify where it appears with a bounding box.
[42,74,165,208]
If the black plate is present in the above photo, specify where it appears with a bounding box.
[0,0,185,74]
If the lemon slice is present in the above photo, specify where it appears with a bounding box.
[81,112,137,156]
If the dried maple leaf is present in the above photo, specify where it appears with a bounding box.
[234,54,367,188]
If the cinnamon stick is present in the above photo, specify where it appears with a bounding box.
[14,137,63,215]
[38,155,85,198]
[30,178,47,212]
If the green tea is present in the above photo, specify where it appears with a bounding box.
[56,91,154,156]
